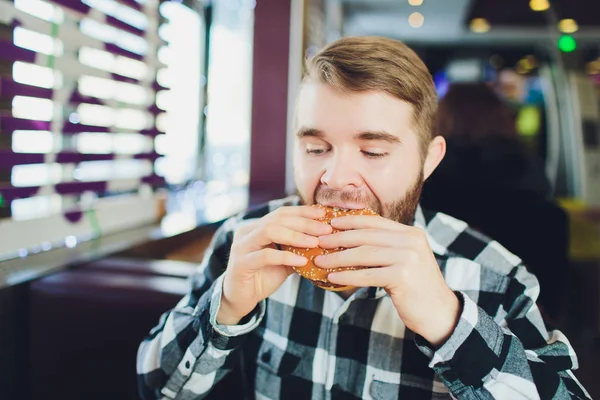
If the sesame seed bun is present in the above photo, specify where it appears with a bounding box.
[282,204,378,291]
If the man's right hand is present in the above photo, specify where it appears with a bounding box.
[216,205,332,325]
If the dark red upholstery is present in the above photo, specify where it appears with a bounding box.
[29,270,188,400]
[79,257,198,279]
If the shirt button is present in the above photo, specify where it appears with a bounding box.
[339,314,351,324]
[185,361,190,369]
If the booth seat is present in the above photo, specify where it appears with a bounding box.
[29,262,243,400]
[29,270,187,400]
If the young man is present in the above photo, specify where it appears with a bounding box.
[137,37,590,399]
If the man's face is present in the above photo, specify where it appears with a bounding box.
[294,82,428,225]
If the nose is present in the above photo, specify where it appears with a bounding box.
[320,151,362,190]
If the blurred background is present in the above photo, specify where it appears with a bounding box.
[0,0,598,398]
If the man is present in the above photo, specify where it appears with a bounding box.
[137,37,590,399]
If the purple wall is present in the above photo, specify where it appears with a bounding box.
[249,0,291,206]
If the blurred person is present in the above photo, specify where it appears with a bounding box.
[421,82,568,320]
[433,82,550,195]
[137,38,588,399]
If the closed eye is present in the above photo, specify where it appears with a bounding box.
[362,151,388,159]
[306,148,329,155]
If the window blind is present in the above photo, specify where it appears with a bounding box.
[0,0,169,259]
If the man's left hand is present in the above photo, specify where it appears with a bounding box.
[314,214,461,347]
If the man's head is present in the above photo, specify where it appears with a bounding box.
[293,36,445,224]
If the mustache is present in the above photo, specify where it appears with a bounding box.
[314,186,377,208]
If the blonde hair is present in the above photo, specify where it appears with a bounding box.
[303,36,437,156]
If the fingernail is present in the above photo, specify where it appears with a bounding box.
[306,236,319,247]
[292,255,307,265]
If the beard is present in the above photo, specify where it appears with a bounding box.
[297,170,424,226]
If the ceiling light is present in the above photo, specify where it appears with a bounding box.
[408,0,423,6]
[529,0,549,12]
[470,18,490,33]
[408,12,424,28]
[558,19,579,33]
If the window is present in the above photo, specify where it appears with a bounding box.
[200,0,255,221]
[154,1,204,185]
[0,0,204,260]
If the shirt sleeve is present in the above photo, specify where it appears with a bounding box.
[416,265,591,400]
[136,217,265,400]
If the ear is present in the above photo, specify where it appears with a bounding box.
[423,136,446,180]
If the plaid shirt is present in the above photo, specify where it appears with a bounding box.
[137,196,590,400]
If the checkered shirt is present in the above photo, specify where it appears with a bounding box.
[137,196,590,400]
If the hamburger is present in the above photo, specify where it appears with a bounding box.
[282,204,379,291]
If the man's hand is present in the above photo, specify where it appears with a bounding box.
[217,206,333,325]
[314,214,461,347]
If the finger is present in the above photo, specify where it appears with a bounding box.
[244,247,308,272]
[234,212,331,245]
[233,218,262,238]
[242,223,320,252]
[276,215,333,237]
[275,205,327,220]
[327,266,392,288]
[330,215,409,231]
[314,246,402,269]
[317,229,403,249]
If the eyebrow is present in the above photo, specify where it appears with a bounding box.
[296,127,402,144]
[296,127,323,139]
[354,131,402,144]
